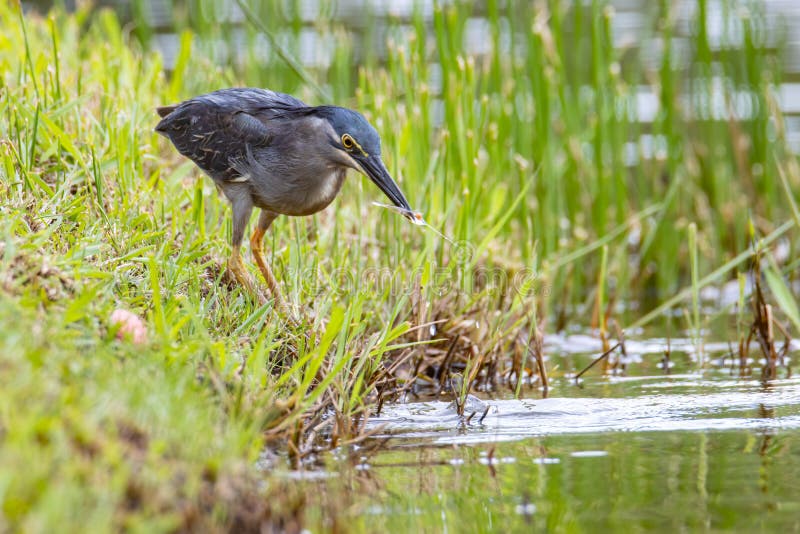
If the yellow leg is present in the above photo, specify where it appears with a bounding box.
[250,225,292,318]
[227,249,266,304]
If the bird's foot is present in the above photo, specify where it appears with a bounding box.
[249,245,301,326]
[226,254,268,305]
[228,253,305,329]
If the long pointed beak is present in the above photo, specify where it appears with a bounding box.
[358,154,413,216]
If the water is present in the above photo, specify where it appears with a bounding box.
[299,430,800,531]
[270,314,800,532]
[275,370,800,532]
[254,324,800,531]
[371,378,800,442]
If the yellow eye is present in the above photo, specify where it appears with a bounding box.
[342,134,355,149]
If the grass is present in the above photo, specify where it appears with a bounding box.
[1,0,799,530]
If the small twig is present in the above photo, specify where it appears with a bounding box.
[726,341,736,374]
[486,446,497,478]
[574,342,622,381]
[773,318,792,366]
[437,336,460,391]
[612,321,628,373]
[478,405,490,424]
[335,424,390,448]
[375,393,386,417]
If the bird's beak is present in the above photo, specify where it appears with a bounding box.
[357,154,414,216]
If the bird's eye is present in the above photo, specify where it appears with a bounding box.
[342,134,355,150]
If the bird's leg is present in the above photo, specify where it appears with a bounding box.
[227,199,266,304]
[227,248,264,302]
[250,210,292,317]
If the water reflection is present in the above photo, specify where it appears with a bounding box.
[283,427,800,532]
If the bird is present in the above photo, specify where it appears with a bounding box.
[155,87,414,316]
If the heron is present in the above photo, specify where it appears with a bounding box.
[155,88,414,316]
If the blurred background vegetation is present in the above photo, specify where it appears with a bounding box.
[15,0,800,316]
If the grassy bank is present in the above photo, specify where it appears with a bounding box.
[1,0,799,530]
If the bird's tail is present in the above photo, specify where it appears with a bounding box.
[156,105,177,118]
[154,104,181,138]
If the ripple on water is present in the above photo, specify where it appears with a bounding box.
[369,377,800,446]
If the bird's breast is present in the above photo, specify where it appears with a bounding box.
[252,166,346,216]
[301,168,346,215]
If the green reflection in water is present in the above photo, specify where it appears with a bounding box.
[294,429,800,533]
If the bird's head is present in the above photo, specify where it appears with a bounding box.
[316,106,414,217]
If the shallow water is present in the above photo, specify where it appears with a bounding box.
[279,336,800,532]
[296,427,800,532]
[370,377,800,444]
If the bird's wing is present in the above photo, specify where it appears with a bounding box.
[155,88,309,182]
